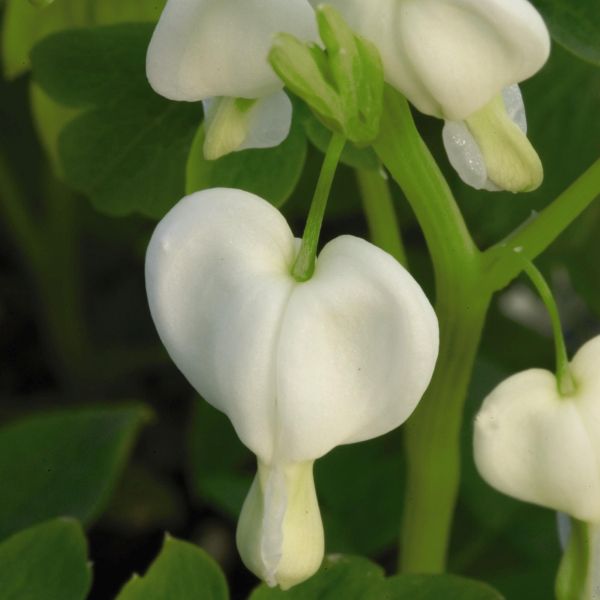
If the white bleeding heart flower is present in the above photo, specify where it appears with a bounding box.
[316,0,550,192]
[145,188,439,588]
[474,335,600,523]
[146,0,317,159]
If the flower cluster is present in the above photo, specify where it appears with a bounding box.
[148,0,549,190]
[144,0,558,590]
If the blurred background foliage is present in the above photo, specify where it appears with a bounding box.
[0,0,598,598]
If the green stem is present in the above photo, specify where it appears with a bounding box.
[355,167,407,266]
[0,152,44,270]
[484,158,600,292]
[0,152,92,392]
[374,88,479,283]
[522,262,575,396]
[374,86,487,572]
[292,132,346,281]
[374,86,599,574]
[401,292,489,572]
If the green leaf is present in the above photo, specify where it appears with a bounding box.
[531,0,600,65]
[250,556,504,599]
[186,118,307,208]
[249,555,385,599]
[385,574,504,599]
[0,518,91,600]
[2,0,165,79]
[31,24,202,219]
[29,83,80,177]
[0,404,150,541]
[115,535,228,600]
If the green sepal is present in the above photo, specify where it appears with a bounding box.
[269,5,384,146]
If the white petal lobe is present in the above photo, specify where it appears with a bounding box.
[145,188,297,460]
[277,235,439,462]
[147,0,317,101]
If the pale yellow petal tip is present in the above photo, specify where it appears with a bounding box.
[236,461,324,589]
[466,93,544,194]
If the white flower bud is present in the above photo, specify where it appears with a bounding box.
[146,0,317,156]
[474,335,600,523]
[145,188,439,587]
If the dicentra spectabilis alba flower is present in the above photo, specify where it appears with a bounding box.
[146,0,317,159]
[145,188,439,588]
[315,0,550,192]
[474,335,600,522]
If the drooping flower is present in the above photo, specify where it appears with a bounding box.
[146,0,317,159]
[474,335,600,522]
[316,0,551,192]
[145,188,439,588]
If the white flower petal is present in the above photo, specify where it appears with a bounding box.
[442,119,495,191]
[239,90,293,151]
[474,336,600,522]
[147,0,317,101]
[202,91,292,159]
[276,235,439,462]
[319,0,550,120]
[145,188,297,460]
[502,84,527,134]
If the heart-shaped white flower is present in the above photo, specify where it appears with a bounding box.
[474,335,600,522]
[145,187,439,587]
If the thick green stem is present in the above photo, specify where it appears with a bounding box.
[355,167,407,266]
[374,87,600,573]
[522,262,575,395]
[374,88,479,284]
[292,132,346,281]
[374,87,486,572]
[402,290,489,572]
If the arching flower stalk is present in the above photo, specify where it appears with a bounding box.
[315,0,551,192]
[145,188,439,588]
[146,0,317,159]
